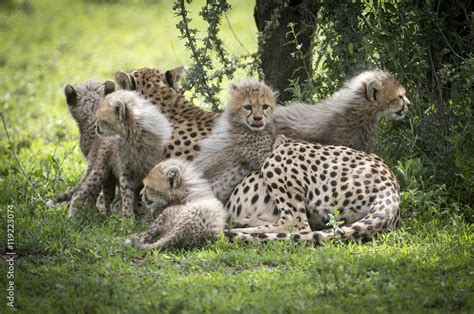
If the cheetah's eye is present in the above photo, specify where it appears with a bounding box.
[262,104,269,110]
[244,104,252,111]
[399,95,404,100]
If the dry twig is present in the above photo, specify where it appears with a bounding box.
[1,113,45,203]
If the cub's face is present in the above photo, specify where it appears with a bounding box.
[95,91,131,137]
[64,81,103,126]
[95,99,121,137]
[141,163,186,218]
[227,80,277,131]
[369,78,410,120]
[240,101,274,131]
[380,81,410,120]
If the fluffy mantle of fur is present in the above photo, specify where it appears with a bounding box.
[274,70,395,152]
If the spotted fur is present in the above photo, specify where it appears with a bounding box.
[227,135,401,242]
[114,66,220,162]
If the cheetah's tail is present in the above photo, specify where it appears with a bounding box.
[226,204,400,243]
[129,235,173,250]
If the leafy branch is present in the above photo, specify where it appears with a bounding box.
[173,0,257,112]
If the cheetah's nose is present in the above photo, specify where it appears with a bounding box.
[253,116,264,126]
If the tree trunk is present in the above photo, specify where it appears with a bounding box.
[254,0,318,102]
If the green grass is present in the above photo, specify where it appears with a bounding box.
[0,0,473,312]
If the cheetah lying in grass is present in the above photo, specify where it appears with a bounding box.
[226,135,401,242]
[129,159,227,249]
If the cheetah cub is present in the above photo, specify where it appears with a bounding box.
[92,90,172,217]
[64,80,116,157]
[274,70,410,153]
[129,159,227,249]
[193,78,278,203]
[47,80,116,207]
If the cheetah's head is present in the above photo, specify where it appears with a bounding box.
[141,160,188,218]
[361,71,410,120]
[63,80,115,127]
[95,89,139,138]
[114,66,186,96]
[226,78,277,131]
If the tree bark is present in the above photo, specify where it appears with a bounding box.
[254,0,318,102]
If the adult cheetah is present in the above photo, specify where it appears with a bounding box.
[226,135,401,242]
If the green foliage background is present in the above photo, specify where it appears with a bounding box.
[307,1,474,212]
[0,0,472,312]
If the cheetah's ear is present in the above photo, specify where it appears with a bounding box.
[366,79,380,102]
[165,65,186,91]
[104,80,116,96]
[114,71,137,91]
[115,100,127,122]
[272,88,280,102]
[229,83,239,91]
[228,82,241,98]
[166,167,181,189]
[64,84,77,106]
